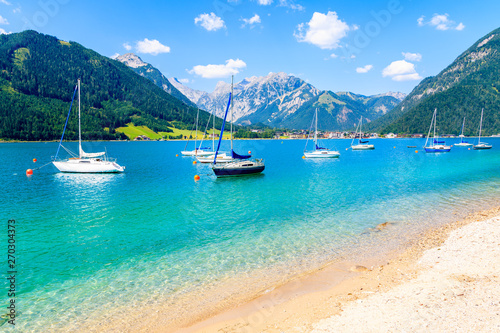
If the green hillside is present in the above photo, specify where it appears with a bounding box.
[0,30,217,141]
[368,27,500,135]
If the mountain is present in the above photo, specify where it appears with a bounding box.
[369,27,500,135]
[170,72,405,131]
[115,53,196,107]
[0,31,208,141]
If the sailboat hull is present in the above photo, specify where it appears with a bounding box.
[212,160,265,177]
[181,150,214,156]
[424,145,451,153]
[53,159,125,173]
[304,150,340,158]
[473,144,492,150]
[351,144,374,150]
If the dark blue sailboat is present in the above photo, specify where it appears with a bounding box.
[211,77,265,177]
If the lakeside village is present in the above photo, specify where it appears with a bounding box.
[134,130,432,141]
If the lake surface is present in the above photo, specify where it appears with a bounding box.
[3,138,500,331]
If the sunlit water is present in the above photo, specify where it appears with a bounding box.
[2,138,500,331]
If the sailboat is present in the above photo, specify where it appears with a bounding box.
[52,79,125,173]
[211,76,265,177]
[424,108,451,153]
[351,116,374,150]
[454,117,473,147]
[303,108,340,158]
[181,108,213,156]
[473,108,492,150]
[196,108,233,163]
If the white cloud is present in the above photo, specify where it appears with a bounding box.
[330,53,338,58]
[417,14,464,31]
[189,59,247,79]
[0,28,11,34]
[110,53,120,60]
[356,64,373,73]
[1,0,11,5]
[123,42,132,51]
[456,22,465,31]
[257,0,273,5]
[0,15,9,25]
[294,11,350,50]
[402,52,422,62]
[12,7,20,13]
[382,60,422,81]
[241,14,261,28]
[136,38,171,55]
[195,12,225,31]
[178,78,190,84]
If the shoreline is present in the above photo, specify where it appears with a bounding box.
[175,206,500,333]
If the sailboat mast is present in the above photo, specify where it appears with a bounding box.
[212,109,215,152]
[230,75,234,152]
[195,108,199,155]
[479,108,484,142]
[78,78,81,158]
[314,108,318,145]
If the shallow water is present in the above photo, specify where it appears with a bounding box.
[2,138,500,331]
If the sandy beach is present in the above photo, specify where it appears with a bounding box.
[177,207,500,333]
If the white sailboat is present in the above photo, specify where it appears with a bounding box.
[181,108,213,156]
[351,116,374,150]
[303,108,340,158]
[196,108,233,163]
[52,79,125,173]
[454,117,473,147]
[424,108,451,153]
[473,108,492,150]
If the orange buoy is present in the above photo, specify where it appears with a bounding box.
[33,158,37,163]
[193,161,197,165]
[176,154,179,157]
[26,169,33,176]
[393,146,396,149]
[194,175,200,181]
[415,150,418,153]
[302,155,305,159]
[248,151,251,154]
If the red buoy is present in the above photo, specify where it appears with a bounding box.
[33,158,37,163]
[194,175,200,181]
[26,169,33,176]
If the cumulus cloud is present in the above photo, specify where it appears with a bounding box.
[0,15,9,25]
[136,38,171,55]
[123,42,132,51]
[0,0,11,5]
[382,60,422,81]
[195,12,225,31]
[189,59,247,79]
[241,14,261,28]
[418,13,464,31]
[402,52,422,62]
[257,0,273,5]
[0,28,11,34]
[294,11,350,49]
[356,65,373,73]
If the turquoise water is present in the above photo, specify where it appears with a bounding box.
[3,138,500,331]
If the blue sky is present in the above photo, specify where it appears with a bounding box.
[1,0,499,95]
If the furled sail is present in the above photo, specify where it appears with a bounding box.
[79,147,105,158]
